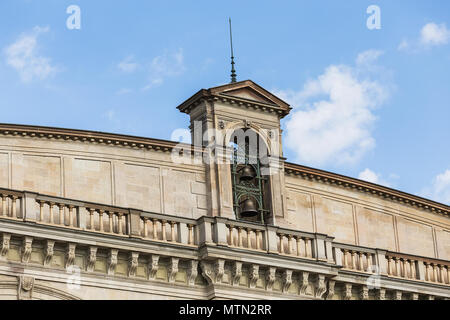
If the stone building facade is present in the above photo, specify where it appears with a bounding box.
[0,80,448,300]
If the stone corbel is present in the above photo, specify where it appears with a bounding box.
[187,260,198,286]
[148,255,159,280]
[1,233,11,259]
[377,288,386,300]
[394,290,402,300]
[168,257,179,283]
[214,259,225,284]
[282,269,293,293]
[313,274,327,299]
[107,249,118,276]
[18,276,34,300]
[128,252,139,277]
[428,295,435,300]
[265,267,276,291]
[231,261,242,286]
[299,271,309,296]
[360,285,369,300]
[44,240,55,267]
[86,246,97,272]
[249,264,259,289]
[21,237,33,264]
[65,243,76,270]
[343,283,352,300]
[412,293,419,300]
[326,280,336,300]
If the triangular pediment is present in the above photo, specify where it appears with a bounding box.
[209,80,291,111]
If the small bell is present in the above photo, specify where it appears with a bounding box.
[239,164,256,181]
[239,198,258,217]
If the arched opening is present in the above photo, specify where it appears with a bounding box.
[229,128,271,224]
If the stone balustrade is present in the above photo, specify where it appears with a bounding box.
[0,186,449,297]
[333,244,377,273]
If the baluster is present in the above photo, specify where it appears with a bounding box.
[58,204,64,225]
[161,220,167,241]
[367,253,373,272]
[246,228,251,249]
[39,201,45,221]
[143,218,148,238]
[447,266,450,285]
[152,219,158,239]
[296,236,301,256]
[48,202,55,224]
[187,224,194,245]
[433,264,438,282]
[395,257,400,277]
[170,222,176,242]
[358,252,364,270]
[439,265,445,284]
[68,205,74,227]
[351,251,356,270]
[402,259,408,278]
[256,230,261,250]
[425,262,430,281]
[237,227,243,247]
[88,208,95,230]
[98,210,104,232]
[118,213,123,234]
[228,225,234,246]
[343,249,348,268]
[11,196,17,218]
[387,256,392,275]
[1,195,6,216]
[305,238,311,258]
[287,235,293,254]
[108,212,114,233]
[279,234,284,254]
[410,260,416,279]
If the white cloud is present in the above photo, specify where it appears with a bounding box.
[143,48,185,90]
[4,26,58,82]
[421,169,450,205]
[118,55,139,73]
[399,22,450,52]
[420,23,450,46]
[116,88,132,95]
[358,168,392,187]
[275,50,389,166]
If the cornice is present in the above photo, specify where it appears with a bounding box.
[0,123,202,155]
[284,162,450,218]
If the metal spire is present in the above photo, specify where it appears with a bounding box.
[229,18,237,83]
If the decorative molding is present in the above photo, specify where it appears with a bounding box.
[21,236,33,264]
[265,267,276,291]
[86,246,97,272]
[148,255,159,280]
[282,269,293,293]
[314,274,327,299]
[128,252,139,277]
[65,243,76,270]
[343,283,352,300]
[360,285,369,300]
[168,257,179,283]
[187,260,198,286]
[326,280,335,300]
[44,240,55,267]
[0,233,11,259]
[299,271,309,296]
[231,261,242,286]
[107,249,118,276]
[249,264,259,289]
[18,276,34,300]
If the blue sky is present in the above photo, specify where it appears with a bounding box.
[0,0,449,204]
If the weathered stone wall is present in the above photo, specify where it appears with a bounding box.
[282,175,450,260]
[0,135,207,219]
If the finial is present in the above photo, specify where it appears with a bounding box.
[229,18,237,83]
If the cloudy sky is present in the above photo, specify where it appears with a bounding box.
[0,0,449,205]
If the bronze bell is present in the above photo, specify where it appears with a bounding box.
[239,164,256,181]
[239,198,258,217]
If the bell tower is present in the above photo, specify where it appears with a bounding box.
[177,80,291,224]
